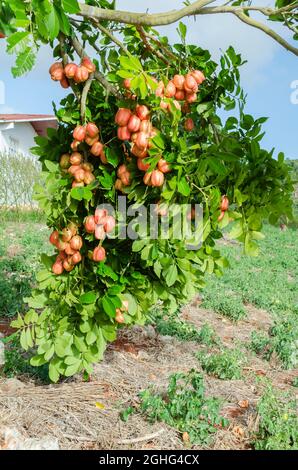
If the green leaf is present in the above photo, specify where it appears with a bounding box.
[12,46,36,77]
[24,309,38,325]
[86,330,97,346]
[49,363,60,383]
[30,355,48,367]
[229,220,243,239]
[62,0,80,14]
[11,313,24,329]
[65,361,81,377]
[71,186,92,201]
[120,55,142,72]
[45,5,60,40]
[164,264,178,287]
[132,240,147,252]
[80,291,97,305]
[7,31,30,54]
[44,160,59,172]
[178,177,190,197]
[178,22,187,40]
[102,296,116,318]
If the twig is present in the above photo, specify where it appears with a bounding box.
[71,36,120,98]
[81,74,93,123]
[93,21,130,56]
[58,33,81,101]
[137,26,171,65]
[141,32,177,61]
[116,428,165,445]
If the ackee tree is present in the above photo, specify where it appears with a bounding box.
[0,1,296,382]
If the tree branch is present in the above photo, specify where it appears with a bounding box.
[91,20,130,55]
[77,1,298,57]
[199,6,298,56]
[78,0,216,26]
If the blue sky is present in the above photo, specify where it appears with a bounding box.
[0,0,297,158]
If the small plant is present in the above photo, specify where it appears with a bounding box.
[249,331,271,358]
[202,291,246,322]
[249,316,298,369]
[197,347,244,380]
[151,311,220,346]
[131,370,228,445]
[253,383,298,450]
[292,377,298,388]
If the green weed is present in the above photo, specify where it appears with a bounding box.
[124,370,228,445]
[253,382,298,450]
[197,347,244,380]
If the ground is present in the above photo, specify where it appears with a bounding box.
[0,219,297,450]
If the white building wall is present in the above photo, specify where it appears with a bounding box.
[0,122,37,156]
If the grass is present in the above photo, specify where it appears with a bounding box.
[0,220,50,318]
[202,224,298,319]
[150,310,220,346]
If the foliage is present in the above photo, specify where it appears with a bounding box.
[129,369,228,445]
[196,347,244,380]
[0,4,294,381]
[0,334,49,382]
[151,310,220,346]
[253,382,298,450]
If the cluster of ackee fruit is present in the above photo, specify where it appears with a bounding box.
[124,69,205,131]
[114,105,172,190]
[60,151,95,188]
[71,122,107,164]
[49,223,83,274]
[49,57,96,89]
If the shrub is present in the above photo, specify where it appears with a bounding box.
[0,152,41,216]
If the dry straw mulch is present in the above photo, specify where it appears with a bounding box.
[0,305,297,450]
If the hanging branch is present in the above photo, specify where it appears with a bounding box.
[81,74,93,123]
[92,21,130,56]
[58,33,81,101]
[136,26,171,66]
[139,32,177,62]
[71,35,121,98]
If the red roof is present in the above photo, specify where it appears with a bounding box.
[0,114,57,122]
[0,114,58,137]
